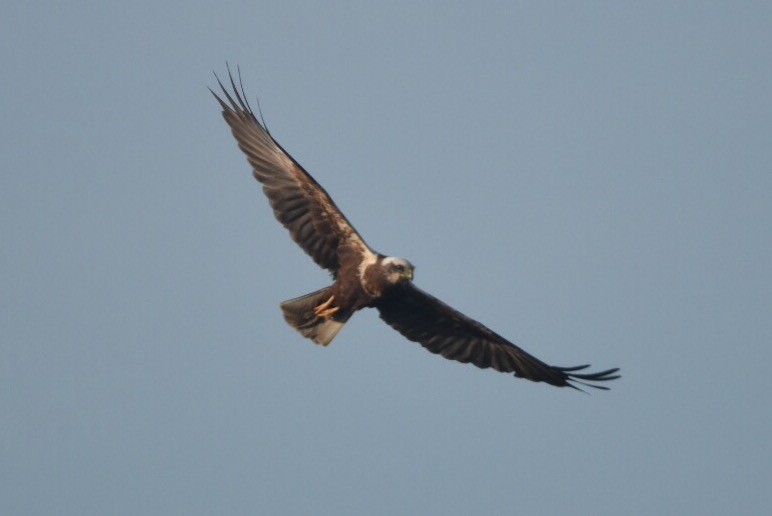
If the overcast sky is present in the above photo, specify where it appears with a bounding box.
[2,2,771,515]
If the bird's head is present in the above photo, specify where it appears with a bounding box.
[382,257,414,285]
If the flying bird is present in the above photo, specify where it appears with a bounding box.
[212,69,620,391]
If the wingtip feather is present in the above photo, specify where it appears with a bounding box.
[557,365,621,392]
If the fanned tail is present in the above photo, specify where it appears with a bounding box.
[280,286,352,346]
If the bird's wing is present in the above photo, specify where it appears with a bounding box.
[377,284,620,390]
[212,69,372,274]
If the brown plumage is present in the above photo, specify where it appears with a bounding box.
[212,67,620,391]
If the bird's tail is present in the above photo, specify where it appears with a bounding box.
[280,286,352,346]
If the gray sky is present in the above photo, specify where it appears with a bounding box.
[2,2,771,515]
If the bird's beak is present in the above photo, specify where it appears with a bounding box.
[407,268,414,280]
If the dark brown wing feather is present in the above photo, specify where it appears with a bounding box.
[211,69,371,274]
[377,284,620,390]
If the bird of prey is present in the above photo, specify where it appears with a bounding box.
[212,69,620,391]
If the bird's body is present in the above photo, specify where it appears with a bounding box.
[280,254,414,346]
[212,69,620,391]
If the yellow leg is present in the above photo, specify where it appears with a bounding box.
[317,306,340,318]
[314,295,338,318]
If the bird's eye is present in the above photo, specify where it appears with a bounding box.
[396,264,405,272]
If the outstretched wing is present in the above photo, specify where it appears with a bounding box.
[377,284,620,390]
[211,69,371,274]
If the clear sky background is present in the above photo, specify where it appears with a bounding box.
[2,2,771,515]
